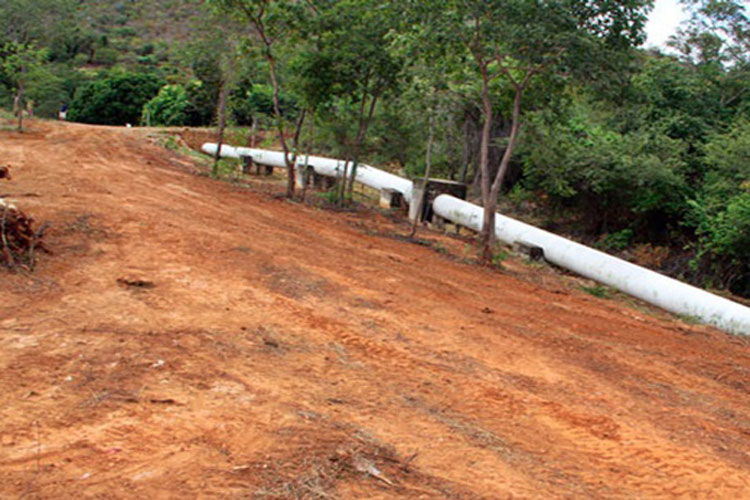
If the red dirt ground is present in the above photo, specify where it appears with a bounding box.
[1,119,750,499]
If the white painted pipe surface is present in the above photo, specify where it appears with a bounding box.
[301,154,413,202]
[202,143,288,167]
[433,194,750,336]
[202,143,413,202]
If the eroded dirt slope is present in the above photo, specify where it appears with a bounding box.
[1,120,750,498]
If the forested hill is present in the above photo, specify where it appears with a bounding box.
[1,0,749,299]
[0,0,207,117]
[82,0,203,44]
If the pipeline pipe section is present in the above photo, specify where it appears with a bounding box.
[433,194,750,336]
[300,154,413,203]
[202,143,413,202]
[202,143,288,167]
[202,142,750,335]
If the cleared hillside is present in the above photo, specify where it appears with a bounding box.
[1,119,749,498]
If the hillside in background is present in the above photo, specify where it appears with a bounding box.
[72,0,203,67]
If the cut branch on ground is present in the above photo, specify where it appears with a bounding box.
[0,199,48,271]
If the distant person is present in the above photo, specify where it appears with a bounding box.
[58,103,68,121]
[26,99,34,117]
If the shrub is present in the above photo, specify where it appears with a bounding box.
[707,193,750,260]
[141,84,190,126]
[68,70,164,125]
[25,65,67,118]
[230,83,298,125]
[92,47,119,66]
[689,120,750,295]
[184,79,216,126]
[597,229,634,251]
[520,105,688,236]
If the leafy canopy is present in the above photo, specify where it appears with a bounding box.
[68,70,164,125]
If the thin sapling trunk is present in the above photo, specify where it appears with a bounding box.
[410,110,436,239]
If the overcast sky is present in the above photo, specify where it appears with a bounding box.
[645,0,691,48]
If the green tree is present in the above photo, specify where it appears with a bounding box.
[691,120,750,294]
[1,42,47,131]
[671,0,750,118]
[142,84,191,126]
[293,0,403,203]
[406,0,652,263]
[520,99,688,237]
[0,0,76,130]
[208,0,305,198]
[24,63,70,118]
[68,70,164,125]
[672,0,750,67]
[182,41,224,126]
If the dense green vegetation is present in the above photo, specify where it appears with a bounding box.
[69,70,165,124]
[1,0,748,295]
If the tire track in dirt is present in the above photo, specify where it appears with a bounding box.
[261,243,750,496]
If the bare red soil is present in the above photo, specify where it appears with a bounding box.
[1,120,750,498]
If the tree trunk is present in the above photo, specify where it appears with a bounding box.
[483,83,526,265]
[410,111,435,239]
[345,158,358,202]
[489,86,524,204]
[213,77,230,178]
[338,156,351,206]
[293,109,306,151]
[347,92,379,199]
[248,117,257,147]
[301,115,315,202]
[15,74,24,133]
[478,65,495,264]
[290,109,307,193]
[459,111,472,183]
[266,53,294,199]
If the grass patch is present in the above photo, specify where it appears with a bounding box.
[676,313,701,325]
[0,108,15,121]
[580,284,611,299]
[149,130,221,173]
[492,249,508,267]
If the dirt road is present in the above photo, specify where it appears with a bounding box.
[2,120,749,498]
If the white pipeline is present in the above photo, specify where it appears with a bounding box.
[201,142,749,335]
[202,143,413,202]
[433,194,750,336]
[301,154,413,202]
[201,143,288,167]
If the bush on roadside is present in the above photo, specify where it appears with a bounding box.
[68,70,164,125]
[141,83,190,126]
